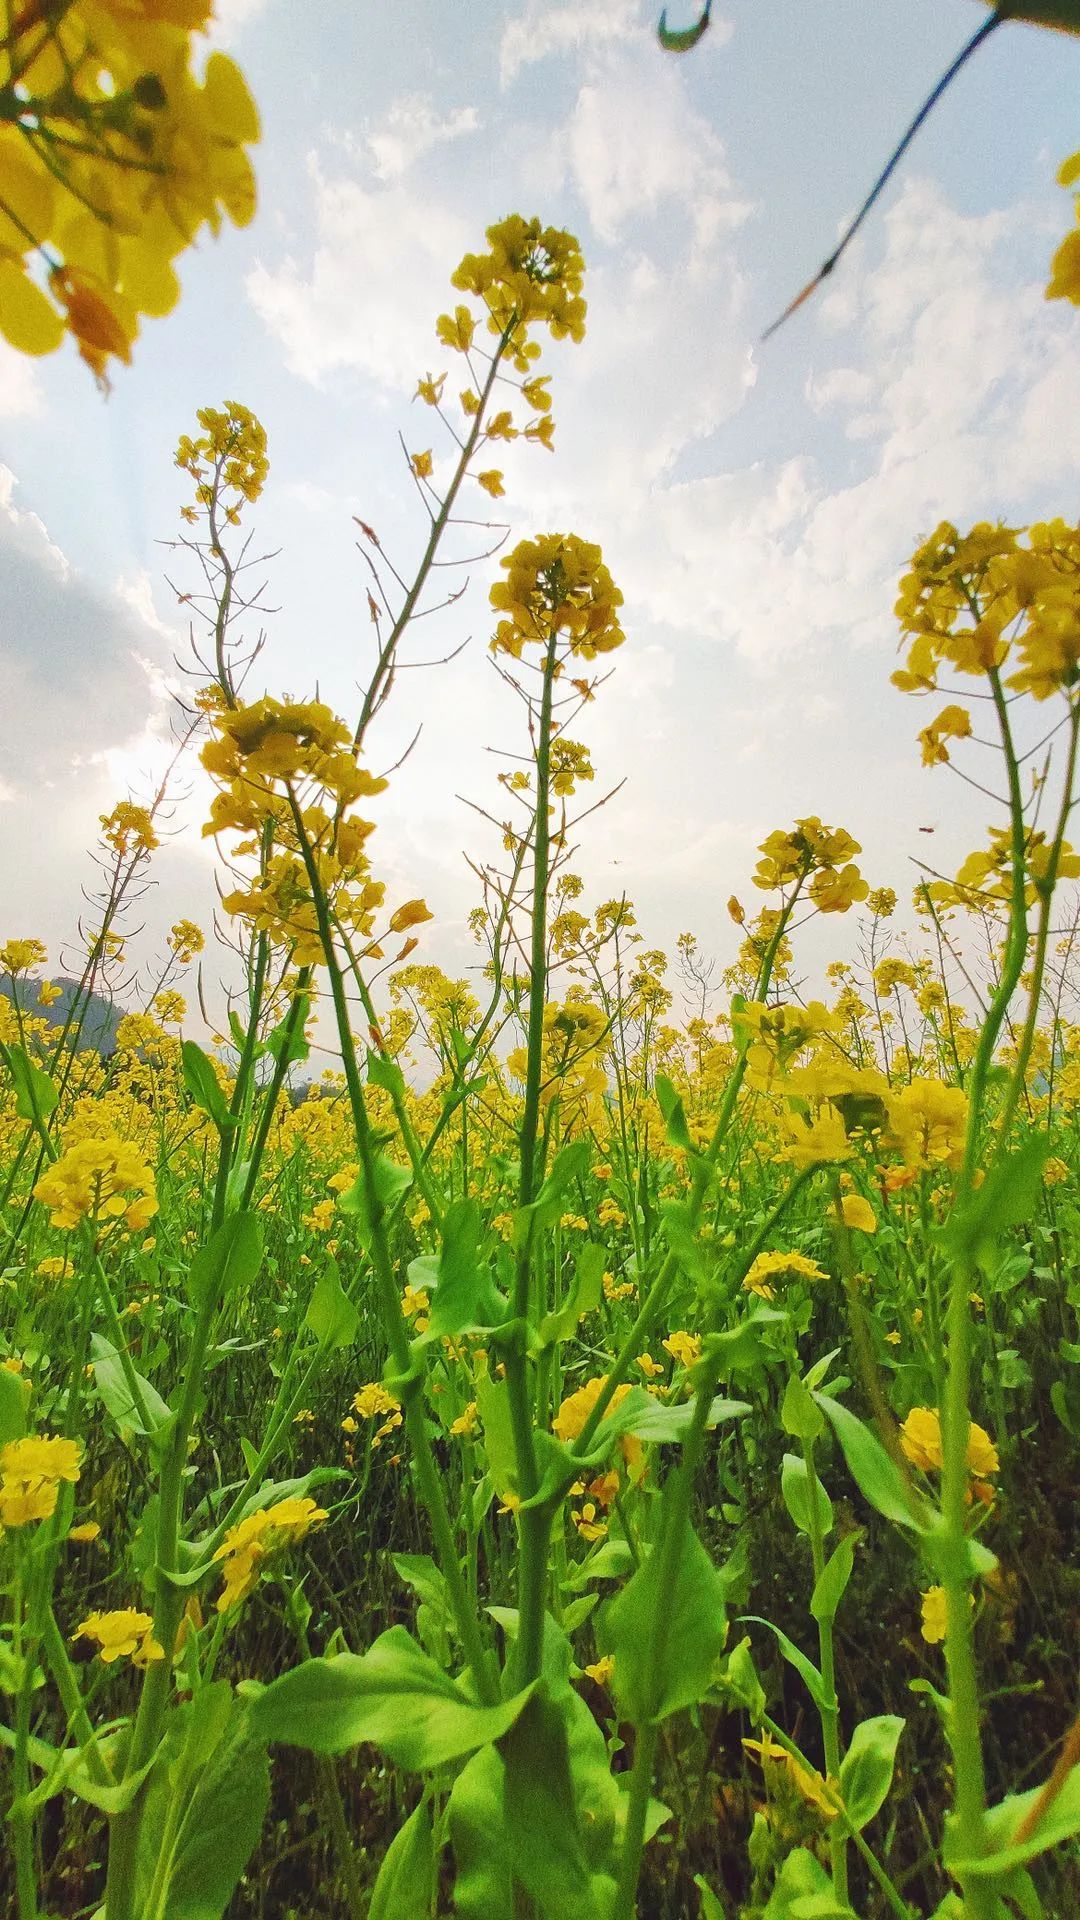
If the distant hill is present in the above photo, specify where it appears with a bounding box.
[0,976,123,1055]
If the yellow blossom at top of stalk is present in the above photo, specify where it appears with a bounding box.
[100,801,159,858]
[0,8,260,380]
[893,516,1080,704]
[1,938,47,975]
[884,1079,968,1173]
[33,1135,158,1234]
[176,402,269,520]
[490,533,624,661]
[752,818,866,913]
[447,215,586,360]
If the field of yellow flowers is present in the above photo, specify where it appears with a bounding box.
[6,7,1080,1920]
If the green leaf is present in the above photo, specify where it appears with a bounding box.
[187,1211,263,1312]
[247,1627,535,1769]
[761,1846,836,1920]
[589,1386,749,1451]
[741,1617,834,1715]
[2,1043,58,1122]
[601,1512,727,1724]
[0,1364,28,1446]
[181,1040,235,1131]
[660,1201,714,1292]
[449,1745,515,1919]
[514,1141,592,1247]
[811,1533,858,1624]
[419,1199,505,1342]
[368,1801,433,1920]
[304,1257,359,1350]
[781,1452,833,1538]
[947,1761,1080,1877]
[132,1684,269,1920]
[839,1714,904,1830]
[90,1335,173,1445]
[719,1636,766,1720]
[657,1,712,54]
[539,1241,605,1346]
[337,1153,412,1236]
[694,1879,726,1920]
[655,1073,693,1150]
[498,1687,600,1918]
[814,1392,926,1531]
[782,1373,825,1442]
[475,1363,518,1499]
[702,1306,787,1377]
[266,994,310,1069]
[943,1135,1050,1271]
[562,1538,635,1591]
[367,1047,406,1098]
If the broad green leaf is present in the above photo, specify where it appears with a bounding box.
[562,1538,635,1591]
[781,1452,833,1538]
[703,1306,787,1377]
[514,1140,592,1246]
[2,1043,58,1122]
[475,1362,517,1499]
[592,1386,749,1448]
[947,1761,1080,1877]
[724,1637,767,1719]
[499,1687,600,1918]
[367,1046,405,1097]
[741,1617,834,1715]
[811,1533,858,1624]
[337,1154,412,1236]
[266,992,310,1068]
[368,1801,434,1920]
[782,1372,825,1442]
[419,1199,505,1341]
[839,1714,904,1830]
[187,1210,263,1312]
[761,1846,836,1920]
[304,1257,358,1350]
[132,1684,269,1920]
[655,1073,693,1150]
[449,1744,514,1919]
[660,1201,714,1292]
[814,1392,926,1531]
[0,1364,28,1446]
[942,1135,1050,1271]
[601,1512,727,1725]
[539,1241,605,1346]
[248,1627,535,1769]
[181,1040,235,1131]
[90,1335,173,1444]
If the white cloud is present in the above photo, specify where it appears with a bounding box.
[247,153,470,388]
[365,95,480,182]
[560,42,745,246]
[499,0,647,87]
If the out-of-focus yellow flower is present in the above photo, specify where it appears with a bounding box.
[838,1194,877,1234]
[33,1136,157,1234]
[743,1250,828,1302]
[212,1496,327,1614]
[75,1609,163,1666]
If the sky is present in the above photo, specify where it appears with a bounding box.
[3,0,1080,1015]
